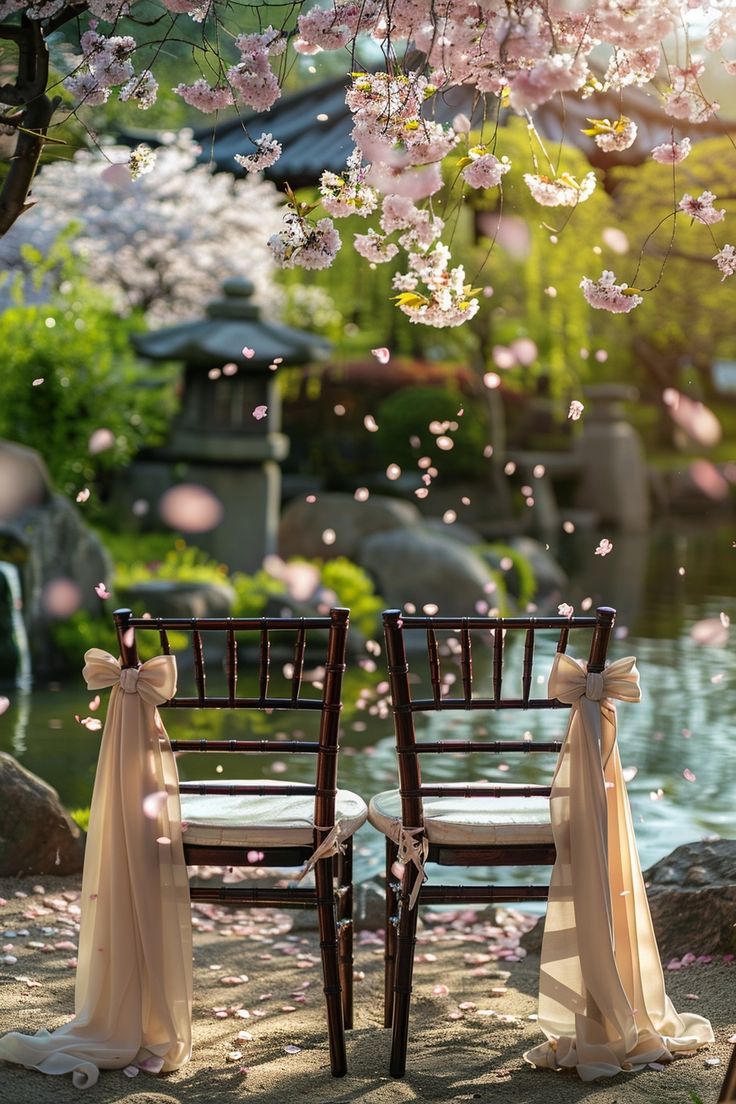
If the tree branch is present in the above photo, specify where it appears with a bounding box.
[0,17,59,236]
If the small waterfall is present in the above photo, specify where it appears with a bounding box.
[0,561,32,691]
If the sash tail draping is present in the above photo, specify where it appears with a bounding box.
[0,649,193,1089]
[523,653,713,1081]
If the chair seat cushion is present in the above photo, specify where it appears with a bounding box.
[368,783,553,847]
[180,780,368,848]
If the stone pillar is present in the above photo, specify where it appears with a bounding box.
[574,384,650,531]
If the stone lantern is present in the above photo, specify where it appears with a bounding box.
[133,277,330,572]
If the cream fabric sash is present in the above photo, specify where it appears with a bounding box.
[0,649,193,1089]
[523,653,713,1080]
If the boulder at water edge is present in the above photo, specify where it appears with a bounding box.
[0,753,85,876]
[279,492,420,561]
[643,839,736,958]
[358,527,499,617]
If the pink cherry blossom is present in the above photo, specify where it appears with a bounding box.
[234,133,282,174]
[242,347,255,358]
[371,347,390,364]
[651,137,691,164]
[713,244,736,281]
[568,400,585,420]
[94,582,111,599]
[595,538,614,557]
[678,191,725,226]
[580,271,643,313]
[524,171,597,207]
[252,405,268,420]
[462,152,510,190]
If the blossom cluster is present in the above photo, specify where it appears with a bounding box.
[392,242,480,328]
[7,0,736,323]
[268,212,342,270]
[319,149,378,218]
[65,25,157,109]
[580,271,643,314]
[234,133,282,174]
[173,26,284,113]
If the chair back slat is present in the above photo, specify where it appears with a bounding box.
[427,627,442,706]
[557,624,570,654]
[226,624,237,703]
[159,625,171,655]
[258,627,270,702]
[492,626,503,703]
[291,623,306,702]
[192,626,206,702]
[522,627,534,706]
[460,624,472,704]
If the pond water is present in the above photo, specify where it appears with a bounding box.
[1,524,734,890]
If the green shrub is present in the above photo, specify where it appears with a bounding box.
[375,385,488,479]
[69,807,90,832]
[313,558,384,638]
[0,277,178,499]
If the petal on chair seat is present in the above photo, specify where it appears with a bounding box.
[368,783,553,847]
[181,780,368,847]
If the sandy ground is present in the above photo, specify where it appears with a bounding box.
[0,876,733,1104]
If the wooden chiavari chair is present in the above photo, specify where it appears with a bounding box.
[368,605,616,1076]
[114,606,366,1077]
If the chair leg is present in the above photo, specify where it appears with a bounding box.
[336,838,354,1029]
[389,862,421,1078]
[384,837,399,1028]
[314,855,347,1077]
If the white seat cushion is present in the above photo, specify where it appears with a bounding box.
[368,782,553,847]
[180,780,367,848]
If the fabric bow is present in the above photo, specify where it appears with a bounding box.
[548,651,641,707]
[83,649,177,706]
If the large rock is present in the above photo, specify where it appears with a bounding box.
[644,839,736,958]
[358,527,499,616]
[279,493,420,561]
[121,580,235,619]
[0,753,85,876]
[521,840,736,959]
[0,439,112,675]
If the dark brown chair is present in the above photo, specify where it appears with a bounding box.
[368,605,616,1077]
[114,606,366,1078]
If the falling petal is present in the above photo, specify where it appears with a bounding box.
[371,347,390,364]
[284,1045,301,1054]
[88,428,116,455]
[691,618,729,646]
[252,405,268,420]
[75,488,90,503]
[142,791,168,819]
[159,484,224,534]
[242,347,256,359]
[682,768,696,783]
[0,697,9,716]
[94,582,111,599]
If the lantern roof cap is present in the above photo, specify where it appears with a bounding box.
[134,278,331,368]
